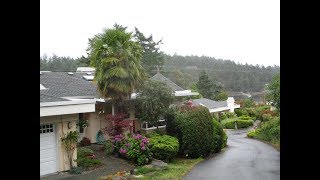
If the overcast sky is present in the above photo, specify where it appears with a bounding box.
[40,0,280,66]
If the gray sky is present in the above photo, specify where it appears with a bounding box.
[40,0,280,66]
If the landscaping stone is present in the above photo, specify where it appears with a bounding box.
[150,159,168,170]
[253,120,261,129]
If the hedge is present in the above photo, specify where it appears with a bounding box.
[222,118,254,129]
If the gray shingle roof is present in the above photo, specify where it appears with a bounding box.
[40,91,70,102]
[150,73,184,91]
[192,98,227,109]
[40,72,100,102]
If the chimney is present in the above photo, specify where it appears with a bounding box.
[227,97,235,112]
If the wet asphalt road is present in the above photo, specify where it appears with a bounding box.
[184,128,280,180]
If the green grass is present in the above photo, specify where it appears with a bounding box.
[135,158,204,179]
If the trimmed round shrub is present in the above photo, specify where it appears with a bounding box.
[239,115,252,120]
[175,106,215,158]
[212,119,225,153]
[149,134,179,162]
[220,112,236,120]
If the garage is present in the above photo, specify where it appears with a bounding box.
[40,124,57,176]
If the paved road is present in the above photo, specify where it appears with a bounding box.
[184,128,280,180]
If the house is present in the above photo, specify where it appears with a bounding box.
[192,97,240,120]
[40,70,235,176]
[40,71,104,176]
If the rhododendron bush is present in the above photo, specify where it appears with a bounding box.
[112,134,152,166]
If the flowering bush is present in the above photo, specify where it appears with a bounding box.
[114,134,152,166]
[112,134,126,154]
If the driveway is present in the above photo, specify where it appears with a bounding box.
[184,128,280,180]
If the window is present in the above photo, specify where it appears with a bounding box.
[40,124,53,134]
[141,119,166,130]
[79,113,84,133]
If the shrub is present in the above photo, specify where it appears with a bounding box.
[165,108,179,137]
[255,117,280,143]
[239,115,252,121]
[211,119,225,153]
[222,130,228,148]
[77,147,94,158]
[220,112,236,120]
[246,108,259,120]
[104,140,114,156]
[221,118,254,129]
[247,130,257,138]
[234,108,249,117]
[174,106,215,158]
[77,147,102,170]
[116,134,153,166]
[76,157,102,169]
[262,114,273,122]
[149,134,179,162]
[243,98,255,108]
[79,137,91,147]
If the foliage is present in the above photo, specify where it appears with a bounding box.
[87,24,146,101]
[61,131,79,168]
[262,114,273,122]
[114,134,153,166]
[76,157,102,170]
[234,108,249,117]
[137,80,174,129]
[214,90,228,101]
[222,130,228,148]
[77,118,89,129]
[77,147,94,157]
[266,73,280,111]
[69,167,82,174]
[102,113,132,137]
[139,158,204,179]
[149,134,179,162]
[220,112,237,120]
[79,137,91,147]
[104,140,114,156]
[77,147,102,170]
[40,54,89,72]
[133,27,164,77]
[164,108,178,136]
[212,119,226,153]
[248,117,280,145]
[242,98,256,108]
[163,54,280,92]
[173,106,215,158]
[221,118,254,129]
[196,71,214,99]
[238,115,252,120]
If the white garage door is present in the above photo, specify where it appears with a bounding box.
[40,124,57,176]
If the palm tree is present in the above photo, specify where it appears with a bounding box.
[88,24,147,114]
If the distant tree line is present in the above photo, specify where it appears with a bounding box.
[161,54,280,92]
[40,26,279,93]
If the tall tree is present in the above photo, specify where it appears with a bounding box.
[266,73,280,111]
[87,24,146,102]
[137,80,173,129]
[196,71,214,99]
[133,28,164,77]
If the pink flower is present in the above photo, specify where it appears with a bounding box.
[119,148,127,154]
[125,143,131,147]
[140,142,145,147]
[141,146,146,151]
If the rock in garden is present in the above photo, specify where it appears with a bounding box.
[150,159,168,170]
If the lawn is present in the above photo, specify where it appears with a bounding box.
[135,158,204,179]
